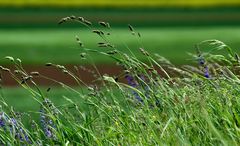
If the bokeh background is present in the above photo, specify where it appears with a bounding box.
[1,0,240,86]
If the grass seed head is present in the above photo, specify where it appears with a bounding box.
[235,53,239,61]
[58,18,65,25]
[14,70,21,74]
[21,76,33,84]
[139,48,149,56]
[65,17,71,21]
[70,15,76,19]
[0,66,10,72]
[47,87,51,92]
[78,17,84,22]
[106,51,115,55]
[75,35,83,47]
[99,21,107,27]
[80,53,86,59]
[5,56,14,62]
[84,20,92,26]
[137,32,141,37]
[63,70,69,74]
[128,24,134,32]
[106,22,110,28]
[98,43,108,48]
[75,35,80,41]
[56,65,65,70]
[92,29,104,35]
[16,58,21,63]
[45,63,52,66]
[30,72,40,76]
[107,50,118,55]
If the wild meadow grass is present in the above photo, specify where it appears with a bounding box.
[0,16,240,145]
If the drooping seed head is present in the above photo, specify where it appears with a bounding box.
[92,29,104,35]
[47,87,51,92]
[45,63,52,66]
[128,24,134,32]
[16,58,22,63]
[21,76,33,84]
[56,65,65,70]
[30,72,40,76]
[70,15,76,19]
[5,56,14,62]
[137,32,141,37]
[235,53,239,62]
[78,17,84,22]
[0,66,10,72]
[99,21,107,27]
[139,48,149,56]
[80,53,86,59]
[84,20,92,26]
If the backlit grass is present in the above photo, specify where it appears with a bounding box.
[0,18,240,145]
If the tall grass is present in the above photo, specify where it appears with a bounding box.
[0,16,240,145]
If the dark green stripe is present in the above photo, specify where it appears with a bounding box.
[1,7,240,28]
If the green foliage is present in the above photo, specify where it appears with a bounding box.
[0,17,240,145]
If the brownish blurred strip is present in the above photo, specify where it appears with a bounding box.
[0,64,123,86]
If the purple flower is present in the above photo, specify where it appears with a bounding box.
[204,66,210,78]
[0,112,31,143]
[125,75,138,88]
[125,75,144,103]
[9,118,31,143]
[198,57,205,65]
[40,107,56,139]
[197,56,210,78]
[45,127,53,138]
[0,113,6,128]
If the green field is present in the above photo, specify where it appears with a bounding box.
[1,26,240,65]
[1,25,240,145]
[0,87,85,111]
[1,4,240,145]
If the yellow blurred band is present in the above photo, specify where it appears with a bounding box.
[0,0,240,8]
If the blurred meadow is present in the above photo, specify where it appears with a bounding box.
[1,0,240,107]
[1,1,240,65]
[1,1,240,145]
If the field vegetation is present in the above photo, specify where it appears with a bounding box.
[0,17,240,145]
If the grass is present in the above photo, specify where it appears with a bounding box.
[0,18,240,145]
[1,26,240,65]
[0,87,88,112]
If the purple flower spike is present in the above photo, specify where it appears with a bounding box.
[125,74,146,103]
[204,66,210,78]
[199,57,205,65]
[125,75,138,87]
[0,112,31,144]
[0,113,6,128]
[40,108,56,139]
[45,127,53,138]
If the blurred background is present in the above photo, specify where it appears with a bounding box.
[1,0,240,86]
